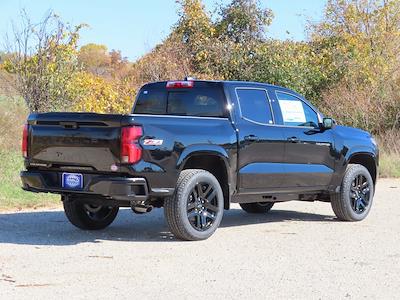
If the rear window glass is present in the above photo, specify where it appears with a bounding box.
[237,89,274,124]
[134,83,226,117]
[133,89,166,114]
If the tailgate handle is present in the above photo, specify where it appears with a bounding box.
[60,121,78,129]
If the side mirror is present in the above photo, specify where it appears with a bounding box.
[321,117,334,130]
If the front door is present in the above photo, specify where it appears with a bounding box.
[270,89,336,189]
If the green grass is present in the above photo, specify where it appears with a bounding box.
[0,95,58,210]
[0,95,59,210]
[0,149,59,211]
[379,152,400,178]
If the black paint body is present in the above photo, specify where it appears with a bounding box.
[21,81,379,207]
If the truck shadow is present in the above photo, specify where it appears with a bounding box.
[0,207,336,246]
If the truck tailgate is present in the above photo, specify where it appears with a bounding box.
[27,112,123,172]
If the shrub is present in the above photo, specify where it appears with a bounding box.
[70,72,134,114]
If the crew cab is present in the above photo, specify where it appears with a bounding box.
[21,79,379,240]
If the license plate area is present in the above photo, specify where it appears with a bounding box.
[62,173,83,190]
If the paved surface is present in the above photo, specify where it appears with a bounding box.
[0,179,399,299]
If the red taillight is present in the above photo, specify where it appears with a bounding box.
[22,124,29,158]
[121,126,143,164]
[166,81,194,89]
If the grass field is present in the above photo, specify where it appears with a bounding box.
[376,131,400,178]
[380,153,400,178]
[0,95,59,210]
[0,95,398,210]
[0,150,59,210]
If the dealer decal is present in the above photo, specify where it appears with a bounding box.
[143,139,163,146]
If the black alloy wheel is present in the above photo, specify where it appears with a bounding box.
[349,174,371,214]
[186,182,220,231]
[83,204,116,220]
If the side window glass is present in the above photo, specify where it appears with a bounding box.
[276,92,319,127]
[236,89,273,124]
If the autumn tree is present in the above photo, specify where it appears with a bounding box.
[70,71,134,113]
[130,34,194,84]
[174,0,216,76]
[3,11,84,112]
[73,45,133,113]
[215,0,273,44]
[312,0,400,84]
[311,0,400,132]
[109,49,129,78]
[78,43,111,76]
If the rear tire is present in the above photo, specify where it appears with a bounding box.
[240,202,274,214]
[331,164,374,221]
[164,169,224,241]
[63,196,119,230]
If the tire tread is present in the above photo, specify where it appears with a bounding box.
[331,164,374,221]
[239,202,274,214]
[164,169,223,241]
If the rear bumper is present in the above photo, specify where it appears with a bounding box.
[20,171,148,202]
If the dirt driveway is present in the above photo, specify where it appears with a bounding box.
[1,179,399,299]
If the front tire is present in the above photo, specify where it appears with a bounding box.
[240,202,274,214]
[63,197,119,230]
[164,169,224,241]
[331,164,374,221]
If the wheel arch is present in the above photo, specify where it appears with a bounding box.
[177,146,231,209]
[347,152,378,185]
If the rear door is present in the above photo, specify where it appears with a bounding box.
[132,81,237,189]
[232,87,286,191]
[269,89,335,189]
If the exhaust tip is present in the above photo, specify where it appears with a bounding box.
[131,202,153,214]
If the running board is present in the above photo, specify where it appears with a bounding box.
[231,193,319,203]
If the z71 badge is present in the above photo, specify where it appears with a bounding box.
[143,139,163,146]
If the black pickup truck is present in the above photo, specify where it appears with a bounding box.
[21,79,379,240]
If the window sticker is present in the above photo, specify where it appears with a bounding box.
[278,100,306,123]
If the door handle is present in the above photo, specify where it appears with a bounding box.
[287,136,300,143]
[60,121,78,129]
[244,135,259,142]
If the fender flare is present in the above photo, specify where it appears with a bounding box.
[342,147,378,184]
[177,144,230,173]
[177,145,233,208]
[345,146,378,165]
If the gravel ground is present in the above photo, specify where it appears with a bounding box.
[0,179,399,300]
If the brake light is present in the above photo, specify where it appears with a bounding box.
[166,81,194,89]
[121,126,143,164]
[22,124,29,158]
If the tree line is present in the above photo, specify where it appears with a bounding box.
[1,0,399,135]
